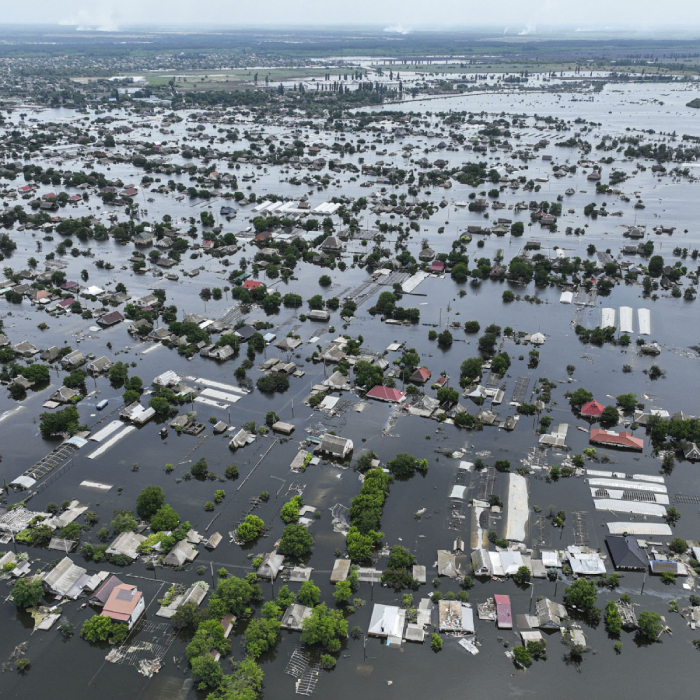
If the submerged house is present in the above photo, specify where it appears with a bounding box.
[605,536,649,571]
[589,429,643,451]
[281,604,312,632]
[536,598,568,629]
[319,434,353,459]
[368,604,406,639]
[101,583,145,630]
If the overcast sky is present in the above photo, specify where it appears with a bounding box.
[3,0,700,33]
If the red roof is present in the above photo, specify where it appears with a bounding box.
[581,400,605,417]
[242,280,263,290]
[590,429,643,450]
[430,261,445,272]
[494,594,512,628]
[410,367,431,383]
[102,583,142,621]
[366,385,406,403]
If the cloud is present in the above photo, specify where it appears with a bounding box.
[59,6,121,31]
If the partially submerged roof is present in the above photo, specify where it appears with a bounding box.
[102,583,143,622]
[606,536,650,571]
[330,559,351,582]
[280,604,312,631]
[42,556,87,598]
[368,604,406,638]
[91,575,125,606]
[257,551,285,581]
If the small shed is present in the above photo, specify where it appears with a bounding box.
[330,559,351,582]
[412,565,427,584]
[272,421,295,435]
[204,533,222,550]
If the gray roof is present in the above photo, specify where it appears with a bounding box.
[90,575,125,606]
[107,531,146,560]
[280,604,312,631]
[256,551,285,581]
[320,434,353,457]
[43,556,87,598]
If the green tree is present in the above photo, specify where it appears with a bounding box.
[387,545,415,570]
[616,393,637,412]
[513,566,531,585]
[213,658,263,699]
[297,580,321,607]
[354,360,384,390]
[278,523,314,557]
[280,495,304,523]
[108,361,129,384]
[386,453,422,478]
[11,578,44,608]
[236,515,265,542]
[244,617,281,658]
[148,396,170,414]
[191,458,209,478]
[150,505,180,532]
[431,633,443,652]
[39,406,80,438]
[172,602,203,635]
[81,615,128,644]
[565,578,597,610]
[301,604,348,651]
[214,575,261,617]
[669,537,687,554]
[111,511,137,533]
[333,580,353,604]
[136,486,165,518]
[601,405,619,425]
[648,255,664,278]
[605,601,622,635]
[512,645,532,667]
[186,620,230,661]
[637,610,663,641]
[570,388,594,408]
[191,654,224,688]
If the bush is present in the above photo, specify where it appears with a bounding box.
[512,645,532,668]
[225,465,239,480]
[431,633,442,652]
[669,537,687,554]
[81,615,128,644]
[191,458,208,478]
[320,654,336,669]
[513,566,531,585]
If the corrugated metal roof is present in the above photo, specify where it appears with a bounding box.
[607,522,673,536]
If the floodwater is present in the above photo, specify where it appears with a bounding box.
[1,78,700,698]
